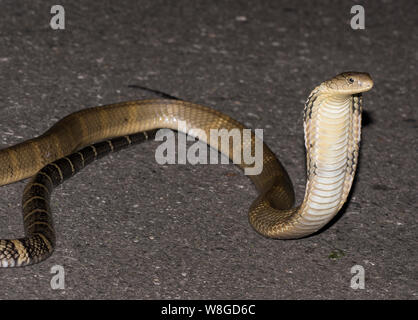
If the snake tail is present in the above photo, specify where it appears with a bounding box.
[0,131,157,267]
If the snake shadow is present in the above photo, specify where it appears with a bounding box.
[127,85,181,100]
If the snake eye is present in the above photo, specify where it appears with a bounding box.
[348,78,355,83]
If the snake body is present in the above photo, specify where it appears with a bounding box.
[0,72,373,267]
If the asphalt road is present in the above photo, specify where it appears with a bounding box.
[0,0,416,299]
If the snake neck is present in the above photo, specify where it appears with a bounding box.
[289,89,362,236]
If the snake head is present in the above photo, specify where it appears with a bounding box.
[320,72,373,95]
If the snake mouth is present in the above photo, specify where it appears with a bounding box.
[357,76,374,92]
[346,72,374,93]
[356,83,373,93]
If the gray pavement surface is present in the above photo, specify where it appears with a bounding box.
[0,0,416,299]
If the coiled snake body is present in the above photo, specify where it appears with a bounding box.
[0,72,373,267]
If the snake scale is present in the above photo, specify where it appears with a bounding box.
[0,72,373,267]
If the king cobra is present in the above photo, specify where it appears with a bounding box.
[0,72,373,267]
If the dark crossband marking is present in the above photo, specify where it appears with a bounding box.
[107,140,114,152]
[11,240,27,262]
[0,130,158,267]
[304,94,317,121]
[49,163,64,183]
[33,233,53,251]
[22,196,47,209]
[63,157,75,175]
[24,183,50,195]
[52,158,78,181]
[38,171,53,186]
[26,221,54,233]
[23,209,49,222]
[77,151,85,168]
[90,145,98,158]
